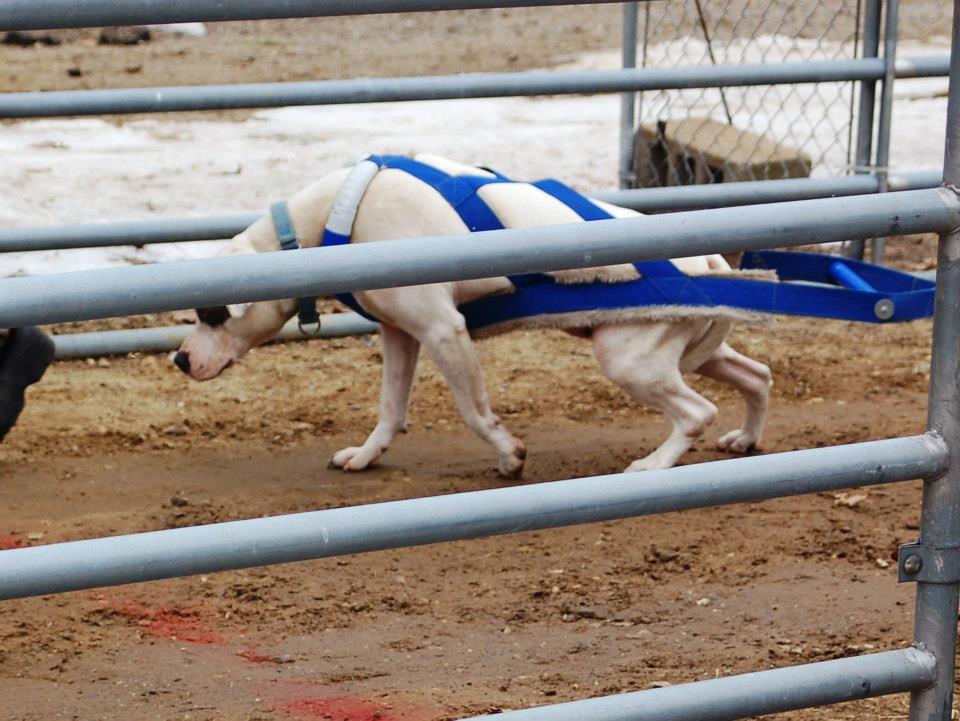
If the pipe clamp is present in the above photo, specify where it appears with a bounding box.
[898,541,960,584]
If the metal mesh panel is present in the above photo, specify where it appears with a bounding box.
[631,0,861,186]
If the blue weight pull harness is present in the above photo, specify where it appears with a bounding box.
[271,155,935,333]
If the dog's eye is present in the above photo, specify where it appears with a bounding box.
[195,306,231,327]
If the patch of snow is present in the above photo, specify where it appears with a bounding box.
[144,23,207,38]
[0,35,950,278]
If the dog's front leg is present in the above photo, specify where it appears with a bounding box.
[330,323,420,471]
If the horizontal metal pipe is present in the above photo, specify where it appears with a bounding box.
[0,434,945,599]
[0,172,943,253]
[0,188,957,327]
[0,214,263,252]
[0,57,939,118]
[51,312,377,360]
[594,169,943,211]
[895,55,951,78]
[0,0,629,31]
[459,648,936,721]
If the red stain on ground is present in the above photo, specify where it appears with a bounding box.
[274,697,422,721]
[0,535,26,550]
[93,597,226,645]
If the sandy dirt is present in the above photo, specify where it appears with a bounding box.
[0,9,954,721]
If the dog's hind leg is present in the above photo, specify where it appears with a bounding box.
[330,323,420,471]
[695,342,772,454]
[593,323,718,472]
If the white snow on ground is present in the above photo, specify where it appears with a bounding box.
[144,23,207,37]
[0,36,951,277]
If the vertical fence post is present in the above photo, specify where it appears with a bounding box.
[908,2,960,719]
[847,0,883,259]
[870,0,900,265]
[619,1,639,189]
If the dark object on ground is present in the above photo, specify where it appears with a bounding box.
[2,31,62,46]
[66,67,83,78]
[98,27,151,46]
[0,327,55,442]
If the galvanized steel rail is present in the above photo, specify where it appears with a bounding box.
[51,312,378,360]
[0,56,947,118]
[2,188,958,326]
[0,171,942,253]
[0,435,945,600]
[0,0,629,30]
[458,648,937,721]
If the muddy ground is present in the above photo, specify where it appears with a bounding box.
[0,9,955,721]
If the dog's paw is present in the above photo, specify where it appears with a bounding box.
[329,446,380,471]
[623,458,667,473]
[497,455,525,480]
[716,429,759,454]
[495,440,526,479]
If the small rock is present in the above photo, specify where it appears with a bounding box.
[652,547,679,563]
[26,532,44,541]
[98,27,151,46]
[163,424,189,437]
[170,495,189,507]
[2,31,62,46]
[695,596,714,607]
[66,67,83,78]
[650,681,672,688]
[275,654,294,664]
[562,604,608,620]
[833,493,867,508]
[875,558,890,569]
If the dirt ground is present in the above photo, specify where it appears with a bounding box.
[0,9,954,721]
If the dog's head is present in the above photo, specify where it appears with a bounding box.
[173,306,246,381]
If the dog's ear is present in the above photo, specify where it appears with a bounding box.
[195,306,232,327]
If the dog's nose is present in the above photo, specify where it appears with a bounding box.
[173,351,191,375]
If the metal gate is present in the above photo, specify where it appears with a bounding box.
[1,2,959,720]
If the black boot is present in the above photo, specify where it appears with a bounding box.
[0,327,55,441]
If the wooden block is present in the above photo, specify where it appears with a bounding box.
[632,116,812,186]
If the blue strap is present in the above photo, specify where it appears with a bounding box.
[269,200,320,328]
[532,178,683,279]
[377,156,510,232]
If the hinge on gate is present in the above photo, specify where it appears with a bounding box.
[897,541,960,584]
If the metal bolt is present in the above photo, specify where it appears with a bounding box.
[903,554,923,574]
[874,298,895,320]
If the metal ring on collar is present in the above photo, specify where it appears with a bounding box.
[298,318,323,337]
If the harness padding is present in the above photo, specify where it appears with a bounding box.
[325,159,382,239]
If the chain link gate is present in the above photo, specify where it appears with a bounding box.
[622,0,863,188]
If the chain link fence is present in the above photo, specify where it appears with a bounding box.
[629,0,864,186]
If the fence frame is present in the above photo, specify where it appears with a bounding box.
[2,3,960,721]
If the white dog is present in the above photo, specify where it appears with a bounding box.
[174,154,771,477]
